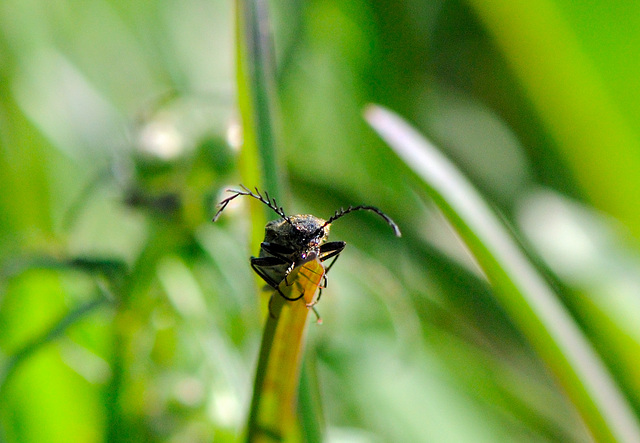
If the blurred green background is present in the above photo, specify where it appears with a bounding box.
[2,0,640,441]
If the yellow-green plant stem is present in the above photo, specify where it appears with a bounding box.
[245,297,310,442]
[234,0,319,440]
[245,261,323,442]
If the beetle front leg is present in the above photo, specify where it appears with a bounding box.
[250,256,287,289]
[251,256,304,301]
[257,242,299,287]
[319,241,346,273]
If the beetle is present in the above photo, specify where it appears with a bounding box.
[213,185,401,319]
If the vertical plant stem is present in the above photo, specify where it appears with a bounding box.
[246,297,311,442]
[244,262,322,442]
[235,0,285,206]
[234,0,319,441]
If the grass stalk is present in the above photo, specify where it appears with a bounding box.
[234,0,318,441]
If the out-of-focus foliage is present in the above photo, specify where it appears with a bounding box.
[1,0,640,442]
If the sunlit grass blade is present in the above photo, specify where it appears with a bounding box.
[245,259,325,442]
[235,0,285,232]
[235,0,268,248]
[365,104,640,443]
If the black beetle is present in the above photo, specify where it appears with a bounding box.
[213,185,400,318]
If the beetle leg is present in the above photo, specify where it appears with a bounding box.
[302,241,345,310]
[319,241,346,273]
[250,256,305,301]
[319,241,345,258]
[256,242,299,287]
[268,295,277,319]
[260,242,295,257]
[250,256,287,288]
[270,284,304,301]
[279,290,305,301]
[282,262,296,287]
[310,306,322,324]
[306,274,328,308]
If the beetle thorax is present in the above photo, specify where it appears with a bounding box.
[264,215,330,253]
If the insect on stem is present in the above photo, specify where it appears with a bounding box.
[213,185,401,317]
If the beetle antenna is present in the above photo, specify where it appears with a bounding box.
[213,184,292,223]
[324,205,401,237]
[263,190,287,220]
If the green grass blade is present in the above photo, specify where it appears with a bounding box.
[297,357,324,443]
[365,104,640,443]
[235,0,285,209]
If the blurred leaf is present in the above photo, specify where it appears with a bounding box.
[464,0,640,238]
[365,104,640,442]
[517,190,640,411]
[1,294,109,392]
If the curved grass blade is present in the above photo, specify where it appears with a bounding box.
[365,104,640,443]
[246,259,325,442]
[0,290,110,395]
